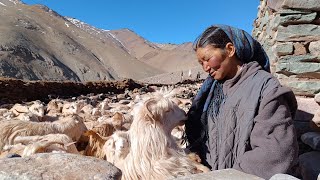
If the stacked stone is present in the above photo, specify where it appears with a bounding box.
[254,1,320,178]
[253,0,320,96]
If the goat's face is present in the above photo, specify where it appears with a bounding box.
[104,132,129,160]
[29,103,45,118]
[46,99,64,115]
[133,95,187,133]
[114,135,129,157]
[104,137,115,150]
[162,101,187,133]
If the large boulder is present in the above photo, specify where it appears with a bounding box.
[269,174,300,180]
[0,153,121,180]
[173,169,263,180]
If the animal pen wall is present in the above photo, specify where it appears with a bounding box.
[254,0,320,96]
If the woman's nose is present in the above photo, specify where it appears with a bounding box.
[202,62,210,72]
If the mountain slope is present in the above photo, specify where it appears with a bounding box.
[110,29,200,73]
[0,0,163,82]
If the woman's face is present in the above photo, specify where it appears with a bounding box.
[196,44,241,80]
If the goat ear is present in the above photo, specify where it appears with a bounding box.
[158,86,165,96]
[144,98,159,126]
[159,86,163,93]
[159,86,171,95]
[163,88,179,98]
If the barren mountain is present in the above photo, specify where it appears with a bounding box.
[0,0,201,84]
[0,0,163,82]
[109,29,200,73]
[108,28,160,60]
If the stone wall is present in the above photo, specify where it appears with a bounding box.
[253,0,320,96]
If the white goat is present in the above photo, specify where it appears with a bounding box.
[0,114,87,150]
[96,99,110,115]
[28,101,45,120]
[14,134,79,157]
[9,101,45,122]
[46,99,65,116]
[121,93,203,180]
[61,100,86,115]
[103,131,130,168]
[0,143,25,158]
[0,109,14,121]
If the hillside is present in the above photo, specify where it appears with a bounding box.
[0,0,163,82]
[109,29,199,73]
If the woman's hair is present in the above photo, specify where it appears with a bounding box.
[193,26,232,51]
[193,24,270,72]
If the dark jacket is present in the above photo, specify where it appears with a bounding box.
[186,62,298,179]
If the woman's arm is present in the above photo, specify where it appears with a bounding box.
[233,86,298,179]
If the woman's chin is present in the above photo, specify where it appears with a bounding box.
[211,73,223,80]
[209,71,216,77]
[210,72,219,79]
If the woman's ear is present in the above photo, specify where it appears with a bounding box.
[225,42,236,58]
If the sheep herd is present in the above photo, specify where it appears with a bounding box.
[0,85,210,179]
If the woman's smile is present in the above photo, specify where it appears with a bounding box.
[209,67,217,76]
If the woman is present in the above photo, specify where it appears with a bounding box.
[185,25,298,179]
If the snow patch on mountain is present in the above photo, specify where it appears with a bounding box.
[67,17,132,56]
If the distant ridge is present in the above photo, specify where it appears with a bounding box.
[0,0,199,83]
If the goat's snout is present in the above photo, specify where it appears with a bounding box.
[115,140,126,151]
[181,110,187,120]
[177,110,187,126]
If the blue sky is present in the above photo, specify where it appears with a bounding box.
[22,0,260,44]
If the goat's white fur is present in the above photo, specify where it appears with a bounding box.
[0,114,87,150]
[121,94,200,180]
[103,131,130,168]
[14,134,79,156]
